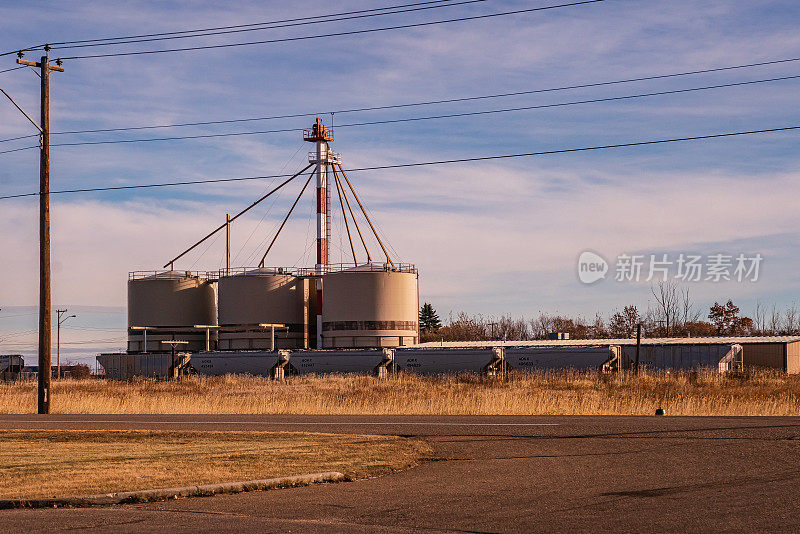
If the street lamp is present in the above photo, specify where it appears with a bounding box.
[56,309,76,379]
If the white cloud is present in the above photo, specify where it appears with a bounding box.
[2,162,799,315]
[2,0,800,322]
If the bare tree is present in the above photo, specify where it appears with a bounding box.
[769,304,781,335]
[590,313,607,339]
[428,298,800,344]
[642,306,661,337]
[783,303,799,335]
[438,312,489,341]
[651,280,680,336]
[677,286,700,327]
[754,300,767,334]
[529,313,554,340]
[494,315,529,341]
[528,313,590,339]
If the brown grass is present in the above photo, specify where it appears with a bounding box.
[0,430,430,499]
[1,370,799,416]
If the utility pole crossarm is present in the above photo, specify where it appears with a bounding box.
[16,58,63,72]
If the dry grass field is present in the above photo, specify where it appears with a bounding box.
[1,370,799,416]
[0,430,430,499]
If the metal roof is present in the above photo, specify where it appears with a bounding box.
[411,336,800,348]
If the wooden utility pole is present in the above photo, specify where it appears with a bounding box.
[17,48,64,414]
[635,323,642,374]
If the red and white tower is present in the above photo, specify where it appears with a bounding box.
[304,118,335,348]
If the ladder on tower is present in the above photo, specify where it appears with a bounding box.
[326,177,332,255]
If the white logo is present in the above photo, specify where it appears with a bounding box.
[578,251,608,284]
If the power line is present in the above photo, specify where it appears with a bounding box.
[2,72,797,151]
[58,1,604,60]
[3,54,799,145]
[1,337,126,346]
[0,329,39,339]
[317,73,800,128]
[56,1,475,44]
[0,134,40,144]
[3,0,477,56]
[51,0,491,51]
[0,312,39,319]
[0,66,26,75]
[1,123,797,201]
[0,144,39,155]
[233,145,304,264]
[0,0,484,57]
[0,127,296,151]
[66,326,124,331]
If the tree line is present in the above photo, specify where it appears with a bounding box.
[418,280,798,342]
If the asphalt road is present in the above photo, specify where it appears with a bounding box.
[2,415,800,533]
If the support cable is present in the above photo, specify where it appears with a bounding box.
[163,161,313,269]
[259,168,316,267]
[336,163,394,267]
[233,144,304,265]
[331,164,358,264]
[333,165,372,263]
[364,201,403,262]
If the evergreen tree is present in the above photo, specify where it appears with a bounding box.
[419,302,442,332]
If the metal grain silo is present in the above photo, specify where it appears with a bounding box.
[127,271,217,353]
[217,268,308,350]
[322,264,419,348]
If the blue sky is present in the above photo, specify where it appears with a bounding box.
[2,0,800,360]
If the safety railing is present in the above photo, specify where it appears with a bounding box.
[215,266,301,278]
[295,263,417,276]
[307,151,341,164]
[129,270,208,281]
[133,263,417,281]
[302,127,334,142]
[216,263,417,278]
